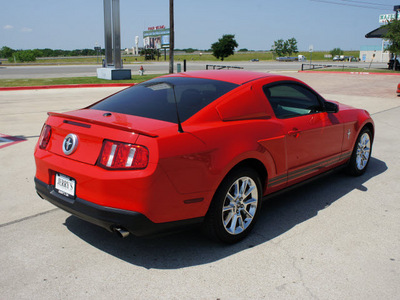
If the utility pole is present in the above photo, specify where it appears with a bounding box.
[169,0,174,74]
[392,5,400,70]
[395,5,400,20]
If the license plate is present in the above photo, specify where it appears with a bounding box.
[55,173,76,198]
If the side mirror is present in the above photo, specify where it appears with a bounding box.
[324,101,339,113]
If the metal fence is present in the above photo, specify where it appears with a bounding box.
[205,65,244,70]
[301,64,352,71]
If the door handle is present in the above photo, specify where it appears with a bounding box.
[288,128,301,138]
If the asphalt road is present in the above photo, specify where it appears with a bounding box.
[0,72,399,299]
[0,61,389,79]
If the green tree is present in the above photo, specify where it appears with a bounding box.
[383,19,400,70]
[211,34,238,61]
[330,48,344,57]
[272,39,285,57]
[184,48,196,53]
[32,49,44,58]
[272,38,298,57]
[41,48,55,57]
[0,46,15,58]
[286,38,298,56]
[8,50,36,62]
[140,48,160,60]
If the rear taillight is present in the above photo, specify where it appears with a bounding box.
[98,140,149,170]
[38,124,52,149]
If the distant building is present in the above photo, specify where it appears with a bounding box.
[359,45,389,63]
[363,12,395,63]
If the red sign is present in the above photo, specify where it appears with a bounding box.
[148,25,165,31]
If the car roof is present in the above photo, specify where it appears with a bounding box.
[160,70,277,85]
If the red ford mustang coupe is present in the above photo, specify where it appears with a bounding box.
[34,70,374,243]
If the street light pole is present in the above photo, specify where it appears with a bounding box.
[394,5,400,20]
[169,0,174,74]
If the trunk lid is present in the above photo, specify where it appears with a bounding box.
[45,109,171,165]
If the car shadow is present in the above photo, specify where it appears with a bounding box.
[65,157,387,269]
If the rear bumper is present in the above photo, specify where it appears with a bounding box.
[35,177,203,237]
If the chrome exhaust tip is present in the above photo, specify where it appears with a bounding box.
[113,227,130,238]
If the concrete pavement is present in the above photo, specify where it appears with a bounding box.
[0,72,399,299]
[0,61,390,79]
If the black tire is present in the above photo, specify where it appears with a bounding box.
[346,127,373,176]
[203,167,262,243]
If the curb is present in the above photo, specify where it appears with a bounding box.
[299,70,400,76]
[0,83,135,91]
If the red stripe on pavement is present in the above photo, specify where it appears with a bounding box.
[0,134,27,149]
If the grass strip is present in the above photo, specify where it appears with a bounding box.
[1,51,361,65]
[0,75,163,87]
[304,68,400,74]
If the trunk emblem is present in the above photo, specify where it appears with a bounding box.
[63,134,78,155]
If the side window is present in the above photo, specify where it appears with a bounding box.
[263,83,322,118]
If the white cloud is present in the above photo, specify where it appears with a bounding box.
[4,25,14,30]
[21,27,33,32]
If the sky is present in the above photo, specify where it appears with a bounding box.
[0,0,396,52]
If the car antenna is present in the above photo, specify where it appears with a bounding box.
[170,84,184,133]
[146,81,183,133]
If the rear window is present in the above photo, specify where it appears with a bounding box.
[88,77,238,123]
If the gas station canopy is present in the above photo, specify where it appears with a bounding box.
[365,26,388,39]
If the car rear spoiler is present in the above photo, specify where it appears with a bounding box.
[47,112,158,138]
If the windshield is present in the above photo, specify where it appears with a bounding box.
[88,77,238,123]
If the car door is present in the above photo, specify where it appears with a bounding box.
[263,82,344,185]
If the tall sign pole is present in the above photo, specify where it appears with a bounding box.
[135,36,139,55]
[169,0,174,74]
[103,0,122,68]
[103,0,113,66]
[98,0,131,80]
[112,0,122,69]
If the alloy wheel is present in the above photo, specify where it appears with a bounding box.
[222,176,258,235]
[356,132,371,171]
